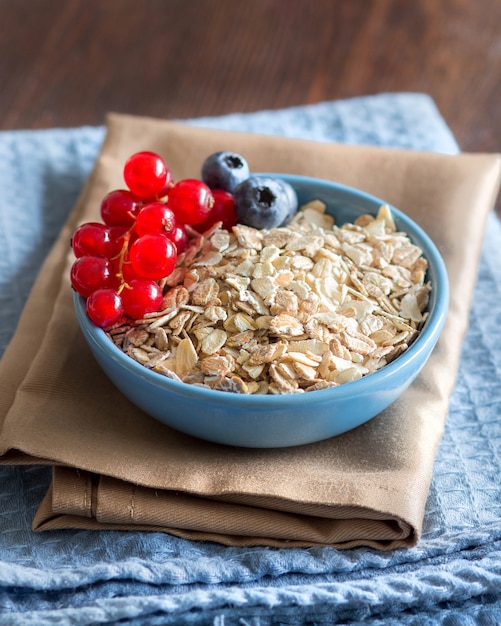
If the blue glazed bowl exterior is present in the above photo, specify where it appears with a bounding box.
[73,175,449,448]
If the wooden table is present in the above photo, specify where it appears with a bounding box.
[1,0,500,152]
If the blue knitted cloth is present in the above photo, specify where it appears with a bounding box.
[1,94,501,625]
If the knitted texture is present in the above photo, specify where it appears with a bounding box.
[1,93,500,625]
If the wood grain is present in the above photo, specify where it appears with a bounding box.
[1,0,500,157]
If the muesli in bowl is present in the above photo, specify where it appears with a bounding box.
[72,151,448,447]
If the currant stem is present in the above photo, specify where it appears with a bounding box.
[114,229,133,292]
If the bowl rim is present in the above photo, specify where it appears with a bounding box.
[74,174,449,407]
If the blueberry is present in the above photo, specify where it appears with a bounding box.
[201,151,250,193]
[233,176,298,229]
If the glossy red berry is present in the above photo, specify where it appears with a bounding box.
[135,202,176,237]
[123,151,169,199]
[114,257,141,286]
[120,279,163,319]
[167,179,214,225]
[108,225,129,251]
[167,224,189,254]
[195,189,237,232]
[100,189,143,228]
[70,256,112,298]
[141,172,175,203]
[71,222,116,258]
[129,234,178,280]
[155,174,174,199]
[86,289,124,328]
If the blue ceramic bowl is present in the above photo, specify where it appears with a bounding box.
[74,174,449,448]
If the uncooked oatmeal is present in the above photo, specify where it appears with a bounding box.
[107,200,431,394]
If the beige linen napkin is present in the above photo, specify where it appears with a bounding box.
[1,113,500,550]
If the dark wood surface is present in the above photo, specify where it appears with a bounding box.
[1,0,500,155]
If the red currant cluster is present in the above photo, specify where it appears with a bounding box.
[70,151,238,328]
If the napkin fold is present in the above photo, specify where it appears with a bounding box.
[0,113,499,550]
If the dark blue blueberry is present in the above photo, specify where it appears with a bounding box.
[233,176,298,229]
[201,151,250,193]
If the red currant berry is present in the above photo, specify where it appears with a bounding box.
[120,258,143,285]
[109,225,129,241]
[166,224,188,254]
[135,202,176,237]
[70,256,112,298]
[71,222,116,258]
[123,151,169,199]
[107,225,130,259]
[194,189,237,232]
[155,174,174,199]
[108,257,134,290]
[100,189,143,228]
[120,279,163,319]
[86,289,124,328]
[108,258,122,291]
[167,179,214,225]
[129,234,178,280]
